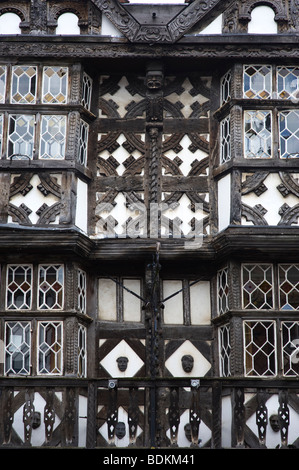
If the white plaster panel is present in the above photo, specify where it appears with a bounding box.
[163,280,184,324]
[98,278,117,321]
[248,6,277,34]
[190,281,211,325]
[217,173,231,231]
[165,340,211,377]
[101,14,124,37]
[162,134,208,175]
[123,279,141,322]
[100,339,144,377]
[75,178,88,233]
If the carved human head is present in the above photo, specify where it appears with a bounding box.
[181,354,194,373]
[116,356,129,371]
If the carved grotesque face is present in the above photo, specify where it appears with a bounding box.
[115,421,126,439]
[270,414,280,432]
[184,423,192,442]
[146,71,163,89]
[32,411,41,429]
[181,354,194,373]
[116,356,129,371]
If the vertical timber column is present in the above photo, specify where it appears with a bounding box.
[144,62,165,447]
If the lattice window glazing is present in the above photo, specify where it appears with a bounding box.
[11,66,37,104]
[78,269,87,314]
[278,264,299,310]
[40,115,66,159]
[217,267,229,314]
[243,65,272,99]
[78,324,87,378]
[6,264,32,310]
[242,264,274,309]
[279,111,299,159]
[219,324,231,377]
[0,65,6,103]
[220,116,231,163]
[5,321,31,375]
[243,320,276,376]
[244,110,272,158]
[220,70,231,105]
[277,66,299,100]
[37,321,63,375]
[38,264,64,310]
[42,66,68,104]
[78,120,89,166]
[281,321,299,376]
[82,72,93,111]
[7,114,35,159]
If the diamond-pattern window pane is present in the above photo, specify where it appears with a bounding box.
[242,264,274,309]
[42,66,68,104]
[0,65,7,103]
[6,264,32,310]
[281,321,299,376]
[78,119,88,166]
[220,116,231,163]
[11,66,37,104]
[38,264,64,310]
[5,321,31,375]
[279,111,299,159]
[82,72,92,111]
[244,320,276,377]
[78,324,87,378]
[217,267,229,315]
[7,114,35,159]
[278,264,299,310]
[78,269,86,314]
[244,110,272,158]
[220,70,231,105]
[38,321,63,374]
[40,115,66,159]
[243,65,272,99]
[219,324,231,377]
[277,66,299,100]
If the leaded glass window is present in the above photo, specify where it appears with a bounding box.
[220,116,231,163]
[6,264,32,310]
[243,65,272,99]
[219,324,231,377]
[40,115,66,159]
[217,267,229,315]
[220,70,231,105]
[277,66,299,100]
[82,72,93,110]
[5,321,31,375]
[244,110,272,158]
[37,321,63,375]
[281,321,299,376]
[38,264,64,310]
[78,324,87,377]
[7,114,35,159]
[279,110,299,158]
[0,65,6,103]
[243,320,276,376]
[11,65,37,104]
[278,264,299,310]
[242,264,274,309]
[78,269,87,314]
[78,120,89,166]
[42,66,68,104]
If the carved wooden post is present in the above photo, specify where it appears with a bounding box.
[128,387,139,446]
[2,387,14,445]
[190,380,201,448]
[256,389,268,448]
[278,390,289,448]
[232,387,245,447]
[44,388,55,445]
[23,389,35,446]
[168,387,180,447]
[107,380,118,446]
[211,381,222,449]
[86,381,97,449]
[64,387,78,446]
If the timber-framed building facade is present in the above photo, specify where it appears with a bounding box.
[0,0,299,449]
